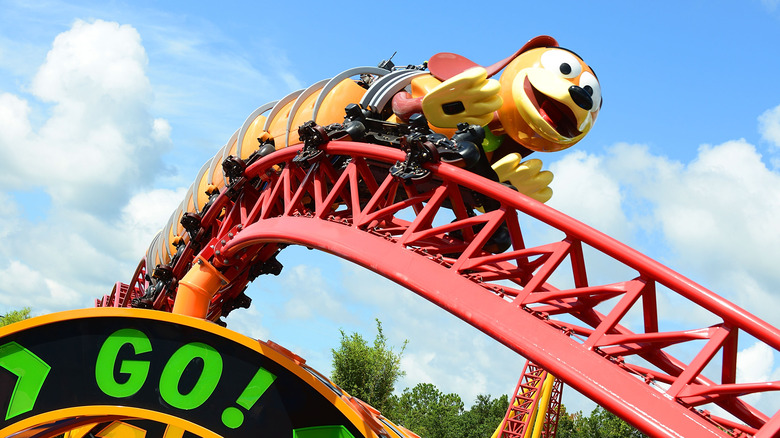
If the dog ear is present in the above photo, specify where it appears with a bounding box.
[429,35,559,81]
[428,52,481,81]
[484,35,558,77]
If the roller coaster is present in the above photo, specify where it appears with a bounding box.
[0,36,778,437]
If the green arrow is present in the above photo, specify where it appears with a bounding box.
[293,425,356,438]
[0,341,51,420]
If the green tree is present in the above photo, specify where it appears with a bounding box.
[0,307,31,327]
[579,406,646,438]
[556,405,646,438]
[555,405,582,438]
[331,319,406,412]
[459,394,509,438]
[330,322,510,438]
[388,382,464,438]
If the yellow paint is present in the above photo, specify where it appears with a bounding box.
[240,114,268,160]
[491,155,553,203]
[523,406,536,438]
[196,162,213,214]
[530,374,556,438]
[0,308,401,438]
[421,67,501,128]
[63,421,187,438]
[410,75,442,98]
[490,372,557,438]
[164,424,186,438]
[288,90,323,146]
[267,100,296,148]
[97,421,147,438]
[64,422,100,438]
[314,79,368,126]
[208,148,228,191]
[489,417,505,438]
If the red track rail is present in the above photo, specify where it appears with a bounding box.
[100,142,780,438]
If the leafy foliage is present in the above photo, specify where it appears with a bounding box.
[0,307,31,327]
[387,383,465,438]
[331,319,406,412]
[458,394,509,438]
[330,321,644,438]
[387,384,510,438]
[557,405,647,438]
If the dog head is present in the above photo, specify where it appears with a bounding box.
[496,40,601,152]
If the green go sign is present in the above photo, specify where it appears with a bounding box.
[92,328,275,427]
[0,309,365,438]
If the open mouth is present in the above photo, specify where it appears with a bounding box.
[524,76,581,139]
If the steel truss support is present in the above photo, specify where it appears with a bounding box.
[98,142,780,438]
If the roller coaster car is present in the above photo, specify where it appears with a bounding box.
[395,35,602,201]
[139,36,601,299]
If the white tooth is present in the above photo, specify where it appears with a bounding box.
[579,114,592,132]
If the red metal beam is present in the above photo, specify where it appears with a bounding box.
[106,142,780,437]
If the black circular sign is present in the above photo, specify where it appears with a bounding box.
[0,308,381,437]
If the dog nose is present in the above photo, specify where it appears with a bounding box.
[569,85,593,110]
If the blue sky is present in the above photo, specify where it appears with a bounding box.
[1,0,779,420]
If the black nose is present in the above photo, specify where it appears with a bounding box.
[569,85,593,110]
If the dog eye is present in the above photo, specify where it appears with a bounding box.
[578,72,601,110]
[541,50,581,79]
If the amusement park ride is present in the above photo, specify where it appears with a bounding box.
[0,36,778,438]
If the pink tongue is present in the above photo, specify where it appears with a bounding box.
[539,106,556,128]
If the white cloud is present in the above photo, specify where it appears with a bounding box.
[152,118,171,143]
[116,187,186,258]
[655,142,778,256]
[0,14,307,319]
[0,185,186,315]
[0,93,32,146]
[0,19,171,217]
[761,0,780,12]
[545,139,780,417]
[0,20,181,314]
[736,341,778,407]
[548,150,631,242]
[0,192,20,242]
[400,351,436,386]
[31,19,150,105]
[0,260,82,314]
[0,10,776,429]
[548,140,780,325]
[222,306,270,342]
[279,264,353,322]
[737,341,774,384]
[649,142,780,323]
[759,104,780,149]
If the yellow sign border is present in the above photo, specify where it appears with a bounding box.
[0,307,390,438]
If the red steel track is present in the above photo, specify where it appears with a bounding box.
[99,141,780,438]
